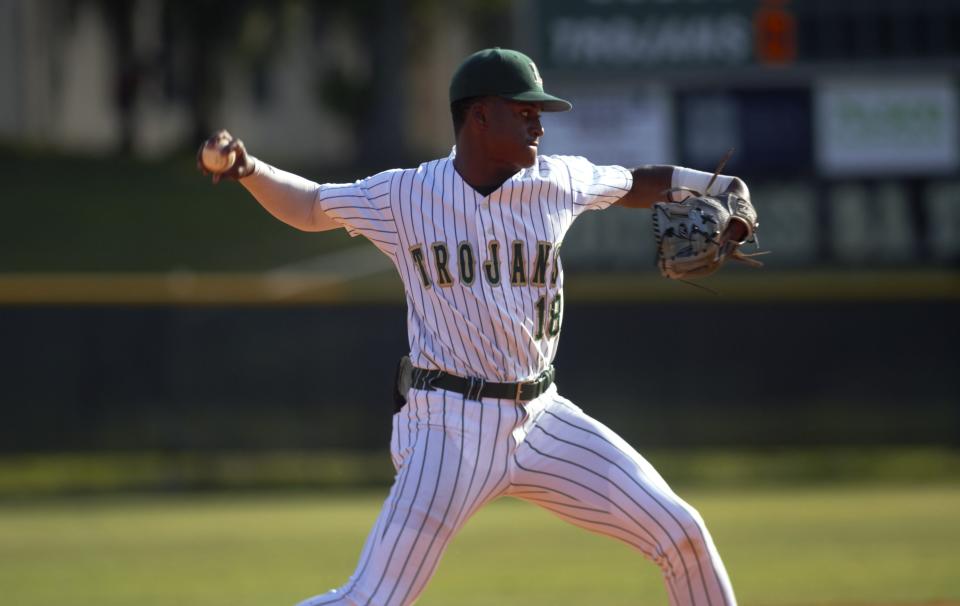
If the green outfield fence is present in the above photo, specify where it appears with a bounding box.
[3,296,957,454]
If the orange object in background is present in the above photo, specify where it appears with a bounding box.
[755,0,797,65]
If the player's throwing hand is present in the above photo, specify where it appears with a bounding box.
[196,129,255,184]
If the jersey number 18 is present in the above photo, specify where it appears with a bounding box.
[534,293,562,340]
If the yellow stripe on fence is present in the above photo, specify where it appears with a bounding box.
[0,273,358,305]
[0,270,957,305]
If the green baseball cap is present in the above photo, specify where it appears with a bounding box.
[449,48,572,112]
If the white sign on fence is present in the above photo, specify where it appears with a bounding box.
[815,77,959,176]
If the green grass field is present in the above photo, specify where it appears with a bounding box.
[2,484,958,606]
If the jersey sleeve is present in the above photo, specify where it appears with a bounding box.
[553,155,633,217]
[316,170,401,256]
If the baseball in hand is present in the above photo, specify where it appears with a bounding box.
[201,137,236,174]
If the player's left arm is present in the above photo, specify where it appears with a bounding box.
[615,165,750,242]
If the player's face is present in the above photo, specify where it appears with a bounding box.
[483,99,545,169]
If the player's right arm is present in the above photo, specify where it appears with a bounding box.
[240,159,340,232]
[197,130,340,232]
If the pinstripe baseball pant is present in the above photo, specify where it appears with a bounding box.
[296,384,736,606]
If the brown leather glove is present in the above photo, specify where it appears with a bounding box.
[652,192,763,280]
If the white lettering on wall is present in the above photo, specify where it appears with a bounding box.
[549,15,751,66]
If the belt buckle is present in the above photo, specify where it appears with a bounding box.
[525,367,552,402]
[514,367,554,403]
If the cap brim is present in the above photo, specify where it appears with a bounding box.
[504,91,572,112]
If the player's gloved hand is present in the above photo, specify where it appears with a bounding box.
[196,129,256,184]
[651,190,765,280]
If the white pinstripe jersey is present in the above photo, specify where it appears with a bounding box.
[318,150,633,382]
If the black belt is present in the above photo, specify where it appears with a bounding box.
[408,364,555,402]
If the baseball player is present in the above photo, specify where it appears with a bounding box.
[199,48,755,606]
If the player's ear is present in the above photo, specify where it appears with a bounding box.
[471,101,488,130]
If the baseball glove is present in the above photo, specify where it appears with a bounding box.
[652,190,762,280]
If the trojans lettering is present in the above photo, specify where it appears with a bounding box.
[408,240,560,289]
